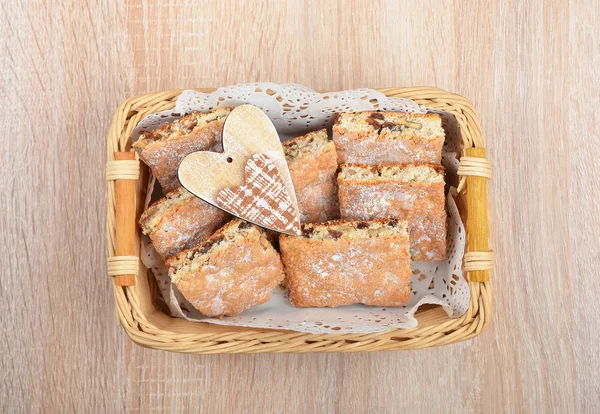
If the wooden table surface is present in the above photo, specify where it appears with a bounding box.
[1,0,598,412]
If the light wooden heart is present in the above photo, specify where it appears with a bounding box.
[178,104,301,235]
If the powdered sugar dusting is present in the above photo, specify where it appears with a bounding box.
[338,179,446,261]
[137,84,469,333]
[143,188,466,332]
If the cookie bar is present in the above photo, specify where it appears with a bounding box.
[167,219,285,317]
[332,112,444,165]
[279,219,412,308]
[133,108,231,192]
[283,129,339,223]
[139,186,230,259]
[337,164,446,261]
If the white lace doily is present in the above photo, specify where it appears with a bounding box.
[133,83,425,140]
[137,83,468,334]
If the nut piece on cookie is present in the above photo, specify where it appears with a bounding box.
[283,129,339,223]
[279,219,412,308]
[337,163,446,261]
[133,108,231,192]
[332,111,444,165]
[139,186,231,260]
[167,219,285,317]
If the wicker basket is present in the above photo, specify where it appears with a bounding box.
[105,87,494,353]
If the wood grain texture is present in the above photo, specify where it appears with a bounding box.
[465,147,490,282]
[113,152,137,286]
[1,0,598,412]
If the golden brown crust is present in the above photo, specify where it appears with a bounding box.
[297,217,407,235]
[139,187,230,259]
[166,218,239,264]
[338,162,444,176]
[133,108,231,192]
[279,219,411,308]
[332,112,444,165]
[167,220,285,317]
[337,164,446,261]
[283,129,340,223]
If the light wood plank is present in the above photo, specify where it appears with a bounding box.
[0,0,598,412]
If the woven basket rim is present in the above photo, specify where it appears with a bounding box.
[106,86,492,353]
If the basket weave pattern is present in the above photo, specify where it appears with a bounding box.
[106,88,493,353]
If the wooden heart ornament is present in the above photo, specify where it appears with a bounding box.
[216,153,300,234]
[178,105,301,235]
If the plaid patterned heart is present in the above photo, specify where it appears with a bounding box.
[216,153,301,235]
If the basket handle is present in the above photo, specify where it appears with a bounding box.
[463,147,494,282]
[107,152,139,286]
